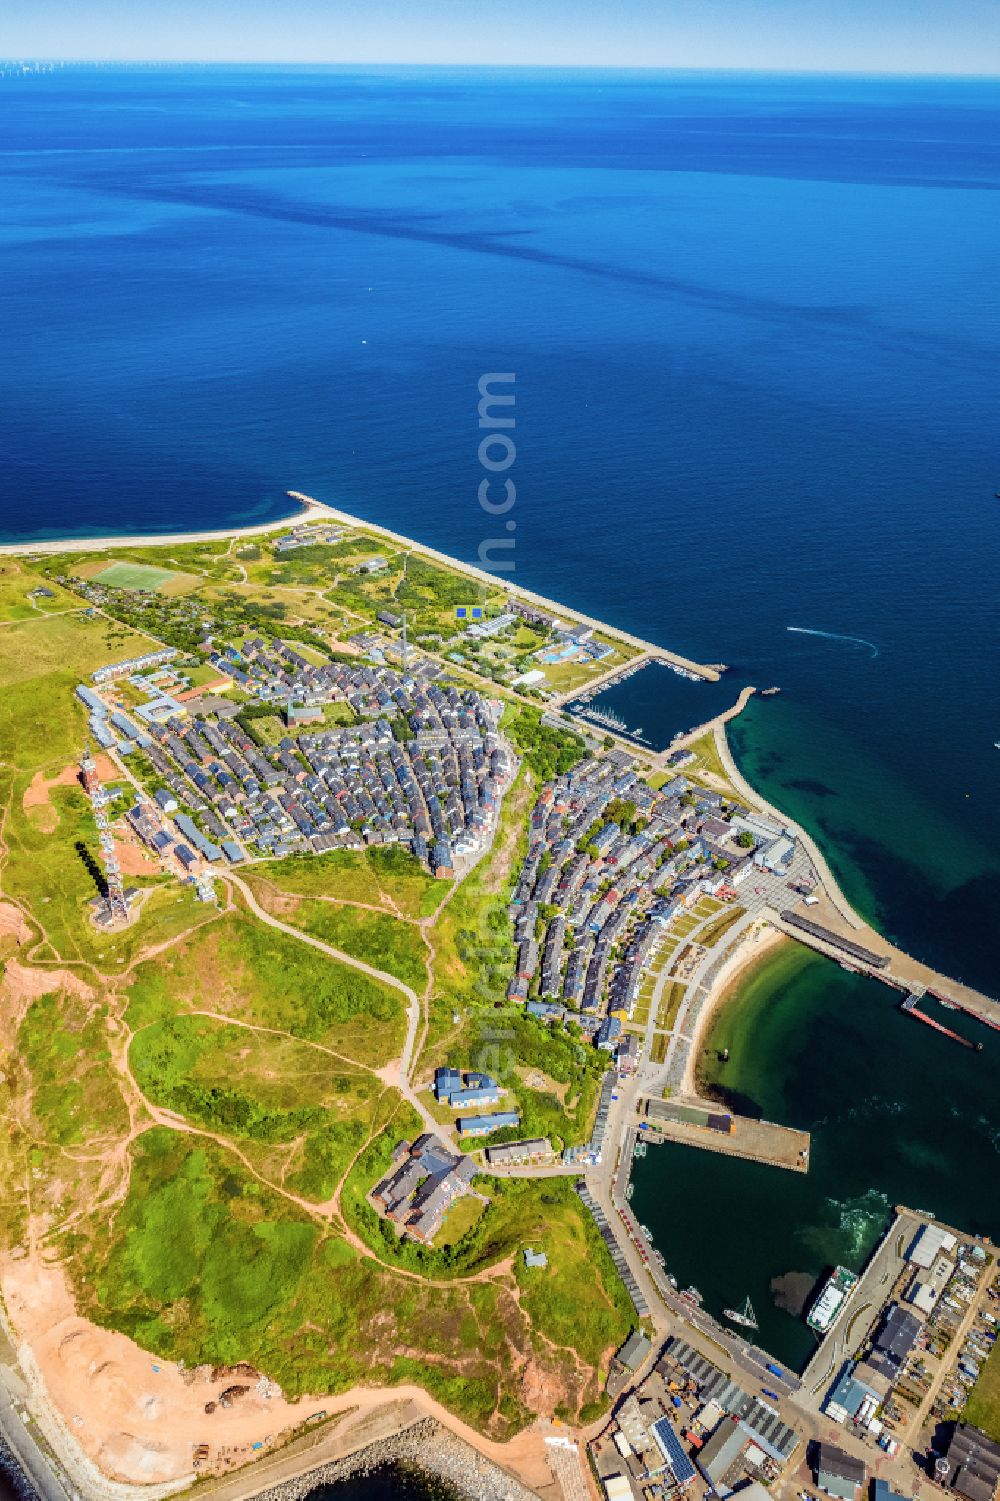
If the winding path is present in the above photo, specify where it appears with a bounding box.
[226,872,439,1134]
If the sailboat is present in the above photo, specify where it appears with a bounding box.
[723,1296,759,1330]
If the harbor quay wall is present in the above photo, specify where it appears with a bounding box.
[715,718,999,1026]
[799,1209,917,1404]
[772,914,1000,1031]
[664,685,758,755]
[798,1205,1000,1410]
[609,1129,803,1392]
[712,718,864,933]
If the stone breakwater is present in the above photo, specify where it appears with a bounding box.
[250,1420,538,1501]
[0,1439,39,1501]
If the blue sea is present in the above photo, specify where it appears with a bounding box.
[2,63,998,1487]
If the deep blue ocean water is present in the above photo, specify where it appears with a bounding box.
[1,64,998,1488]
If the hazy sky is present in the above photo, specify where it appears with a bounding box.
[4,0,1000,74]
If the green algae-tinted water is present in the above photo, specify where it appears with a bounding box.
[629,940,1000,1372]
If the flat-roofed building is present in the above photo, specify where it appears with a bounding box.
[907,1223,958,1269]
[651,1418,696,1487]
[602,1477,632,1501]
[823,1363,884,1425]
[457,1110,520,1137]
[615,1330,653,1374]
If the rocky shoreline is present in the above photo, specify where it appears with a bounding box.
[250,1419,538,1501]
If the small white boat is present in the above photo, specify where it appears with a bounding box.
[723,1296,759,1330]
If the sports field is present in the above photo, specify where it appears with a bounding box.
[92,560,178,591]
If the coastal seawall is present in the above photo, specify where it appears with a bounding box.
[716,718,1000,1022]
[204,1419,539,1501]
[288,493,722,682]
[666,684,757,754]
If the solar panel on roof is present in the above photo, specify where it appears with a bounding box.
[652,1418,696,1485]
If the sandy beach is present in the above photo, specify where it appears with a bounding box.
[680,920,790,1097]
[0,487,719,680]
[0,498,333,559]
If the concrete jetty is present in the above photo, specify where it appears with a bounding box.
[639,1095,811,1173]
[653,684,758,763]
[552,651,653,707]
[799,1208,918,1406]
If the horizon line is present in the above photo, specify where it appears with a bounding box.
[4,57,1000,81]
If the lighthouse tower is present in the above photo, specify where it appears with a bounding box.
[80,742,100,796]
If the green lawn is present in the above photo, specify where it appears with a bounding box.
[92,561,180,592]
[19,988,129,1151]
[683,729,741,797]
[130,1013,373,1136]
[965,1331,1000,1442]
[342,1126,633,1373]
[1,541,643,1440]
[241,701,357,744]
[0,610,159,767]
[0,561,80,622]
[4,985,131,1252]
[2,776,208,969]
[657,982,688,1032]
[274,898,428,991]
[130,1013,384,1202]
[69,1124,619,1434]
[699,907,746,948]
[433,1194,488,1248]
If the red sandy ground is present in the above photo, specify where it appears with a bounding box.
[22,756,119,813]
[0,1257,564,1494]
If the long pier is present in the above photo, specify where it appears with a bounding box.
[901,993,981,1051]
[712,716,1000,1037]
[773,897,1000,1035]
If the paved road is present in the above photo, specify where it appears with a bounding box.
[907,1249,994,1441]
[0,1358,72,1501]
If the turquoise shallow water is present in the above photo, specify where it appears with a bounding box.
[1,63,998,1482]
[630,938,1000,1372]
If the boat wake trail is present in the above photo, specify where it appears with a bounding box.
[787,626,879,659]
